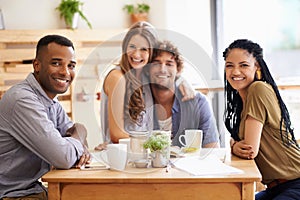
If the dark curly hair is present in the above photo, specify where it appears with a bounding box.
[223,39,298,148]
[152,40,184,73]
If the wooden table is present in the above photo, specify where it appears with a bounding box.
[42,149,261,200]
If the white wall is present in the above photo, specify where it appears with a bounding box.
[0,0,168,29]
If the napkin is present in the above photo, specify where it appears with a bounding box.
[172,155,243,176]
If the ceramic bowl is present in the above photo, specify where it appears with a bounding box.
[133,159,149,168]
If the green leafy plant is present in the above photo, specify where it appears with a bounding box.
[143,133,171,152]
[123,3,150,14]
[56,0,92,29]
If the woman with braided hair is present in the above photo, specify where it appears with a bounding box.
[223,39,300,199]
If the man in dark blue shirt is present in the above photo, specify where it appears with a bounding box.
[148,40,220,148]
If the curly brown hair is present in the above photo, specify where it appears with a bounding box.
[119,21,158,124]
[152,40,184,73]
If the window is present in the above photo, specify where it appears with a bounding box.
[218,0,300,139]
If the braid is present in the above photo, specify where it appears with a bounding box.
[223,39,299,148]
[257,58,298,147]
[224,74,243,141]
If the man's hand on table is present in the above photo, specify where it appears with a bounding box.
[76,144,91,169]
[66,123,92,168]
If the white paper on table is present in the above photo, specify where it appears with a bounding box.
[172,155,243,176]
[83,151,109,170]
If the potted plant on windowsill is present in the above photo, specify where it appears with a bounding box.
[56,0,92,29]
[123,3,150,24]
[143,131,171,168]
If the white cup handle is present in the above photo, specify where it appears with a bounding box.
[179,135,186,147]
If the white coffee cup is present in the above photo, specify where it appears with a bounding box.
[104,144,127,171]
[119,138,131,152]
[179,129,203,149]
[119,138,131,162]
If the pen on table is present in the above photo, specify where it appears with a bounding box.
[166,161,173,173]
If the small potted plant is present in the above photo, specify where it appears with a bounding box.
[123,3,150,24]
[56,0,92,29]
[143,131,171,168]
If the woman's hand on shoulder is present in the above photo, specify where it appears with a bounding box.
[176,76,195,101]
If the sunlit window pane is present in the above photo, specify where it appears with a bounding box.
[221,0,300,139]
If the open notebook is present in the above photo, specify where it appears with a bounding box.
[171,155,243,176]
[80,151,109,170]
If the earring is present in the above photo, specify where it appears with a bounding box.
[256,70,262,80]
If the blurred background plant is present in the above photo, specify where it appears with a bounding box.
[123,3,150,24]
[56,0,92,29]
[123,3,150,14]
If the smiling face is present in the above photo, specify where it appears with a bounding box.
[33,42,76,99]
[225,48,259,96]
[126,34,150,70]
[149,51,178,90]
